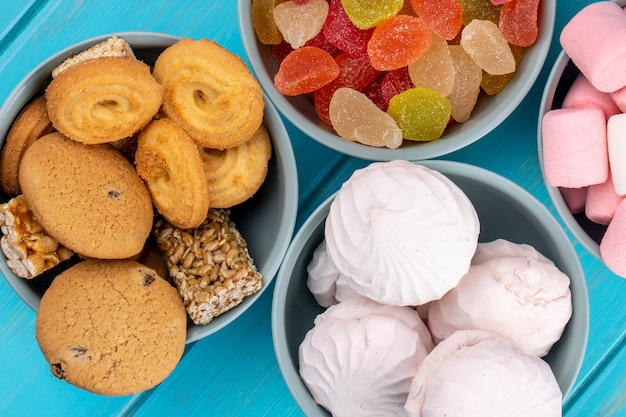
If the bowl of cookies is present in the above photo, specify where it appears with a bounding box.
[539,0,626,278]
[239,0,554,161]
[272,160,589,416]
[0,32,298,395]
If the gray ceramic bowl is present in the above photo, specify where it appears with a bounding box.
[238,1,555,161]
[273,160,589,416]
[538,0,626,261]
[0,32,299,343]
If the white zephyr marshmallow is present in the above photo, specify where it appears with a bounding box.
[471,238,554,265]
[404,330,562,417]
[306,239,362,307]
[428,251,572,357]
[324,160,480,306]
[299,298,434,417]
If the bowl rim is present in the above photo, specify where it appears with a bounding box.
[238,0,556,161]
[537,48,603,260]
[0,31,299,344]
[272,160,589,415]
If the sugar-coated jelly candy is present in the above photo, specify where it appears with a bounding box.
[274,46,341,95]
[408,33,455,96]
[367,15,432,71]
[329,87,404,148]
[481,44,524,95]
[491,0,515,6]
[252,0,286,45]
[447,45,482,122]
[381,67,415,105]
[323,0,374,61]
[273,0,329,49]
[362,73,388,111]
[314,52,381,125]
[341,0,404,29]
[499,0,540,47]
[460,19,516,75]
[460,0,502,25]
[306,30,343,57]
[386,88,452,141]
[408,0,463,40]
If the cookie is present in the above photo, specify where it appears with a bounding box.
[153,38,264,150]
[135,118,209,229]
[35,259,187,396]
[0,95,55,195]
[18,132,153,259]
[198,122,272,208]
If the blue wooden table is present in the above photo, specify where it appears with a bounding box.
[0,1,624,416]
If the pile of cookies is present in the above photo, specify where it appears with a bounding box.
[0,36,271,395]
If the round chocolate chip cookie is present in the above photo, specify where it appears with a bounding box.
[18,132,153,259]
[35,259,187,396]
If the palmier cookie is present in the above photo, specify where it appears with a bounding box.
[36,259,187,396]
[198,123,272,208]
[153,38,264,150]
[18,132,153,259]
[46,56,163,144]
[0,96,55,195]
[135,118,209,229]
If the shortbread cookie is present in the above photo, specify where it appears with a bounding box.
[35,259,187,396]
[153,209,263,325]
[52,36,136,78]
[18,132,153,259]
[0,96,55,195]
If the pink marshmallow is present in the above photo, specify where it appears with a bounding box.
[542,107,609,188]
[600,199,626,277]
[609,85,626,113]
[562,73,621,119]
[585,172,623,225]
[559,186,587,214]
[560,1,626,93]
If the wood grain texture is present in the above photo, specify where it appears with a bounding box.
[0,0,624,416]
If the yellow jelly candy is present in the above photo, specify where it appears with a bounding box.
[329,87,403,149]
[408,32,455,97]
[447,45,482,123]
[387,88,452,141]
[460,19,516,76]
[340,0,404,29]
[252,0,286,45]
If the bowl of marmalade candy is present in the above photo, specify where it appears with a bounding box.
[238,0,555,161]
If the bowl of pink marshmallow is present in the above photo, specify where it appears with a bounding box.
[539,0,626,277]
[272,160,589,417]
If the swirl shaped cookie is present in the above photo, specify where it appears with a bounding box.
[18,132,153,259]
[45,56,163,144]
[135,118,209,229]
[0,96,55,195]
[153,38,264,150]
[198,123,272,208]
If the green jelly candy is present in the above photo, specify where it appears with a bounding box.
[340,0,404,29]
[387,88,452,141]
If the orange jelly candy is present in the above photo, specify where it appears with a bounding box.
[367,15,433,71]
[409,0,463,40]
[274,46,341,96]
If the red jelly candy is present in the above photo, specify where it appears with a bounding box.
[274,46,341,95]
[305,30,343,57]
[323,0,374,61]
[314,52,381,125]
[409,0,463,40]
[362,73,388,111]
[271,40,294,65]
[499,0,540,47]
[381,67,415,105]
[367,15,432,71]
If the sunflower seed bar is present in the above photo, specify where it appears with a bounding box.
[153,209,263,325]
[0,195,74,279]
